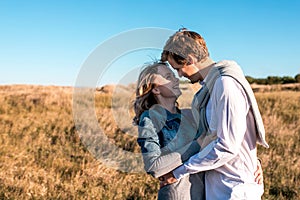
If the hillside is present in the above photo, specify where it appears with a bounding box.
[0,84,299,199]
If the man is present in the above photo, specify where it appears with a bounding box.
[160,28,269,199]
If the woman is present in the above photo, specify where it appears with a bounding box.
[133,62,262,200]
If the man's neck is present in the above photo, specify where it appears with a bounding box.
[196,57,215,81]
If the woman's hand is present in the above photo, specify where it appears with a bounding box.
[254,159,264,185]
[159,171,178,188]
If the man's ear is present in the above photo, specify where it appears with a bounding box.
[187,55,195,65]
[152,87,160,95]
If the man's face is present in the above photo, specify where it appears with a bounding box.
[167,55,199,83]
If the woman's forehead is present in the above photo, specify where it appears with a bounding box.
[157,65,172,74]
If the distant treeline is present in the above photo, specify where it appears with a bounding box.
[180,74,300,85]
[246,74,300,84]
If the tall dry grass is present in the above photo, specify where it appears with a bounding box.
[0,84,299,199]
[255,91,300,199]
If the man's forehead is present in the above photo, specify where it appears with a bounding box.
[167,56,180,67]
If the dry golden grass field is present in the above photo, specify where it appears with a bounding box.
[0,84,299,199]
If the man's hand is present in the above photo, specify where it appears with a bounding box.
[159,171,178,188]
[254,159,264,185]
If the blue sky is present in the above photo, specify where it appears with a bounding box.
[0,0,299,86]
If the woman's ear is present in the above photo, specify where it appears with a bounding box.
[152,87,160,95]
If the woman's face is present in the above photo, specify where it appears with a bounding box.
[152,65,182,98]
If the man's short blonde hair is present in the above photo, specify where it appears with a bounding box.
[161,28,209,65]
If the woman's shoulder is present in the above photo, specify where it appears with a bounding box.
[140,110,150,119]
[139,105,169,129]
[140,105,168,119]
[138,110,150,126]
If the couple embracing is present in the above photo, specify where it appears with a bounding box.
[133,28,268,200]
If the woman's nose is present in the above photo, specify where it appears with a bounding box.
[177,71,183,77]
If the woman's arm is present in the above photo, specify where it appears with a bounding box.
[137,112,200,178]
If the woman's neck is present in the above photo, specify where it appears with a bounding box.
[157,98,177,114]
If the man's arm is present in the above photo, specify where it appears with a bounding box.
[173,77,249,179]
[160,158,264,187]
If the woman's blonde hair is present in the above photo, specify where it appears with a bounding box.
[133,62,177,125]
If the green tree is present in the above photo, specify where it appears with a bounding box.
[281,76,296,84]
[267,76,282,84]
[295,74,300,83]
[255,78,268,85]
[245,76,255,84]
